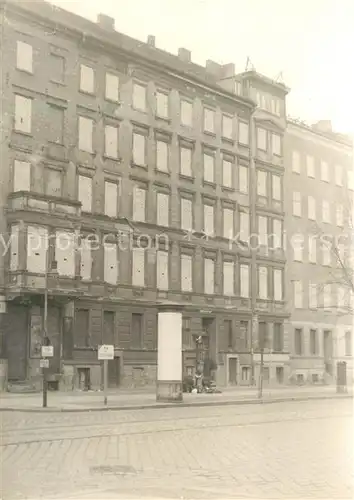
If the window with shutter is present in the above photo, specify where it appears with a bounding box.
[132,247,145,287]
[45,169,62,197]
[180,147,192,176]
[27,226,48,273]
[157,250,169,290]
[13,160,31,192]
[47,105,64,144]
[80,64,94,93]
[257,171,267,197]
[273,269,283,301]
[222,159,232,187]
[181,254,192,292]
[223,208,234,239]
[156,140,169,171]
[78,116,93,152]
[132,133,146,165]
[133,83,146,111]
[181,100,193,126]
[223,261,234,296]
[16,41,33,73]
[105,125,118,158]
[257,128,267,151]
[133,187,146,222]
[15,95,32,133]
[55,232,75,277]
[272,175,281,201]
[10,225,19,271]
[204,258,215,295]
[272,134,281,155]
[156,92,169,118]
[204,108,215,133]
[181,198,192,231]
[238,122,249,144]
[240,264,249,298]
[104,243,118,285]
[105,73,119,102]
[78,176,92,213]
[222,115,233,139]
[204,154,214,183]
[104,181,118,218]
[204,204,214,236]
[80,240,92,281]
[157,192,169,227]
[239,165,248,193]
[240,212,250,242]
[258,266,268,299]
[258,216,268,247]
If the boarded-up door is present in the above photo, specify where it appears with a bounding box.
[5,304,28,381]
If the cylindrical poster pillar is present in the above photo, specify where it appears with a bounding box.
[157,307,183,402]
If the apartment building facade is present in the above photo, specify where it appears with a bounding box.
[284,119,353,384]
[0,0,290,391]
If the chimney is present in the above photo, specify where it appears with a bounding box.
[178,48,191,63]
[221,63,235,79]
[313,120,332,133]
[147,35,155,47]
[205,60,222,76]
[97,13,115,30]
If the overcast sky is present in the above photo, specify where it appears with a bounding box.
[51,0,354,135]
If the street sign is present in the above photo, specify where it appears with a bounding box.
[98,344,114,360]
[41,346,54,357]
[40,359,49,368]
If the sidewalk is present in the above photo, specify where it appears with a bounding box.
[0,385,352,412]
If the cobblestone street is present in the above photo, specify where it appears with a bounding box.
[1,399,353,499]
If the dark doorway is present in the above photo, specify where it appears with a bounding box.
[5,304,28,381]
[228,357,237,385]
[108,357,120,388]
[276,366,284,384]
[131,313,143,348]
[103,311,115,345]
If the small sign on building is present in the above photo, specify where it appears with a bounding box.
[40,359,49,369]
[41,346,54,358]
[98,344,114,360]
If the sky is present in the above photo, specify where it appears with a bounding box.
[51,0,354,135]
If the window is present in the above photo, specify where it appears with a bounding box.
[338,286,346,308]
[104,242,118,285]
[294,281,303,308]
[180,147,192,177]
[322,200,331,223]
[27,226,48,273]
[239,165,248,193]
[294,329,303,355]
[105,125,119,158]
[105,73,119,102]
[156,140,169,172]
[258,216,268,247]
[131,313,143,349]
[272,134,281,156]
[222,159,232,188]
[257,128,267,151]
[157,192,169,227]
[259,322,268,349]
[309,236,317,263]
[133,187,146,222]
[182,317,191,347]
[238,122,249,145]
[13,160,30,192]
[132,248,145,287]
[310,329,318,355]
[241,320,249,349]
[204,154,214,183]
[15,95,32,133]
[50,53,65,83]
[79,64,94,94]
[157,250,169,290]
[132,83,146,111]
[45,168,62,197]
[223,208,234,239]
[181,198,193,231]
[204,204,214,236]
[345,332,352,356]
[239,212,250,243]
[293,192,301,216]
[78,175,92,212]
[225,320,233,349]
[321,160,329,182]
[309,283,317,309]
[336,205,344,226]
[156,91,169,118]
[240,264,250,298]
[132,133,146,166]
[78,116,93,152]
[273,323,283,352]
[306,155,315,178]
[181,100,193,126]
[322,243,331,266]
[74,309,89,348]
[16,41,33,73]
[104,181,118,218]
[204,258,215,295]
[273,269,283,301]
[323,284,331,308]
[204,108,215,133]
[258,266,268,299]
[242,366,250,381]
[80,238,92,280]
[292,151,300,173]
[257,170,267,197]
[293,235,304,261]
[335,164,343,186]
[272,219,282,249]
[308,196,316,220]
[181,254,192,292]
[55,231,75,277]
[223,261,235,296]
[47,105,64,144]
[272,175,281,201]
[222,115,233,139]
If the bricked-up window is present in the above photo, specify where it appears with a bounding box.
[203,204,214,236]
[203,154,215,183]
[75,309,90,347]
[322,243,331,266]
[50,53,65,83]
[238,121,249,145]
[156,91,169,118]
[105,125,119,158]
[257,170,267,197]
[321,160,329,182]
[273,323,283,352]
[105,73,119,102]
[309,283,317,308]
[272,175,281,201]
[294,328,303,355]
[156,192,169,227]
[292,150,300,173]
[55,231,75,277]
[257,128,267,151]
[80,238,92,281]
[181,99,193,127]
[322,200,331,224]
[78,116,93,153]
[335,164,343,186]
[133,186,146,222]
[79,64,94,94]
[308,196,316,220]
[204,258,215,295]
[157,250,169,290]
[345,331,352,356]
[222,115,233,139]
[258,266,268,299]
[309,236,317,263]
[132,247,145,287]
[132,132,146,166]
[310,329,318,355]
[180,147,192,177]
[13,160,30,191]
[181,254,192,292]
[45,168,62,197]
[78,175,92,213]
[10,225,19,271]
[132,83,146,111]
[181,198,193,231]
[292,192,302,216]
[222,159,232,188]
[15,95,32,133]
[273,269,283,301]
[156,140,169,172]
[223,261,235,296]
[131,313,143,349]
[27,226,48,273]
[240,212,250,242]
[16,41,33,73]
[47,105,64,144]
[294,281,303,308]
[104,181,118,218]
[336,205,344,226]
[240,264,250,298]
[223,207,234,239]
[204,108,215,134]
[104,242,118,285]
[239,165,248,193]
[272,134,281,156]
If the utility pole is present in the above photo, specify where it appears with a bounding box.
[258,347,264,399]
[42,243,49,408]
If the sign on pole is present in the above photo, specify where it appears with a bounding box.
[98,344,114,360]
[41,346,54,358]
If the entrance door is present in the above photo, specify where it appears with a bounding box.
[5,304,28,381]
[108,357,120,388]
[228,357,237,385]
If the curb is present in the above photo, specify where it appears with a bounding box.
[0,393,352,413]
